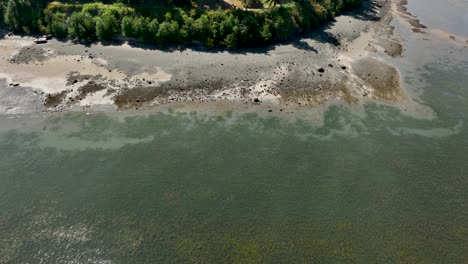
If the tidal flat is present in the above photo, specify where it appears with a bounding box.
[0,0,410,114]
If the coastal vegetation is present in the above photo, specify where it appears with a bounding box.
[0,0,361,48]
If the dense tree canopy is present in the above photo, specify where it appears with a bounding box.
[4,0,21,31]
[3,0,43,33]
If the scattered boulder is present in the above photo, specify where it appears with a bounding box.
[318,68,325,73]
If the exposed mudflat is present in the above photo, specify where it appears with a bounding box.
[352,57,403,101]
[0,0,418,115]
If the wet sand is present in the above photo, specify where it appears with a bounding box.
[0,0,419,115]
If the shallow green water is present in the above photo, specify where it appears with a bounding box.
[0,64,467,263]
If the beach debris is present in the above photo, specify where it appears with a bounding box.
[34,37,48,44]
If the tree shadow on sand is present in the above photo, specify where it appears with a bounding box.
[295,0,380,46]
[289,39,319,53]
[345,0,381,22]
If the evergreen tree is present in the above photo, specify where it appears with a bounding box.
[4,0,21,31]
[0,2,5,27]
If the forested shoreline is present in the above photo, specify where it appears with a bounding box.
[0,0,361,49]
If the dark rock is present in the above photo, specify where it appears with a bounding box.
[341,66,347,70]
[328,64,333,67]
[318,68,325,73]
[253,98,260,103]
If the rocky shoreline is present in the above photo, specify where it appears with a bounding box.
[0,0,413,115]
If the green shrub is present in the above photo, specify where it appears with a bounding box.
[193,14,210,43]
[121,15,133,37]
[141,18,159,43]
[67,11,96,42]
[260,19,273,42]
[96,12,119,40]
[156,20,181,45]
[49,13,68,37]
[122,16,145,38]
[180,16,195,39]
